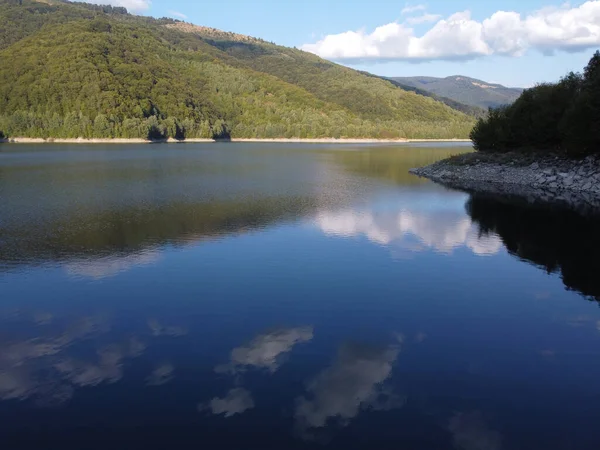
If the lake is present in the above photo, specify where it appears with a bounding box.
[1,143,600,450]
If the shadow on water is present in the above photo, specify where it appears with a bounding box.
[466,193,600,302]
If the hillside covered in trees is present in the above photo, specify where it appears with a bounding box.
[470,51,600,157]
[0,0,475,140]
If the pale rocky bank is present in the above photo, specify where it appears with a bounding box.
[0,137,471,144]
[410,152,600,213]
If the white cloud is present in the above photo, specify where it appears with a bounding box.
[146,363,174,386]
[55,338,146,387]
[415,332,427,343]
[202,388,255,417]
[448,411,503,450]
[406,13,443,25]
[216,327,314,374]
[0,369,39,401]
[147,319,188,337]
[302,1,600,62]
[33,311,54,325]
[0,317,139,404]
[65,250,161,280]
[294,343,404,436]
[0,311,188,405]
[315,208,502,256]
[401,4,427,15]
[0,369,74,406]
[88,0,151,12]
[168,10,187,19]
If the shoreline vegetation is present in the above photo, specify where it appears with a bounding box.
[411,51,600,209]
[0,137,471,144]
[469,51,600,158]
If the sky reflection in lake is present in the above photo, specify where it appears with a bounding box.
[1,143,600,449]
[314,194,503,256]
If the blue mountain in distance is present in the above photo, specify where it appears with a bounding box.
[390,76,524,109]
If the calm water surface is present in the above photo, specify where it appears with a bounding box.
[1,143,600,449]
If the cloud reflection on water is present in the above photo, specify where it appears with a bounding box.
[65,250,162,280]
[449,411,503,450]
[0,315,115,404]
[54,338,146,388]
[0,312,186,406]
[148,319,188,337]
[294,339,404,439]
[146,363,175,387]
[203,327,314,419]
[216,327,314,374]
[316,208,502,256]
[201,388,255,418]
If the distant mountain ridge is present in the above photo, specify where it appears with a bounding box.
[390,76,524,109]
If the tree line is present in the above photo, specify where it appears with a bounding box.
[470,51,600,157]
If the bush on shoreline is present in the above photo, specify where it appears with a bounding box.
[470,51,600,157]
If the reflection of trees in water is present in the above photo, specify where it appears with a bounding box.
[466,194,600,301]
[0,145,473,271]
[331,145,472,186]
[0,197,316,272]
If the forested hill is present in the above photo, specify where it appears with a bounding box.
[390,76,523,109]
[0,0,474,140]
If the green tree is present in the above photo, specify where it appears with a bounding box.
[560,51,600,155]
[93,114,112,138]
[471,51,600,157]
[146,116,167,140]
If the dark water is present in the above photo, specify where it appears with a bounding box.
[1,143,600,450]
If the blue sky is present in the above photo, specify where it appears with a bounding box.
[104,1,600,88]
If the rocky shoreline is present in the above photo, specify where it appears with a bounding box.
[410,152,600,214]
